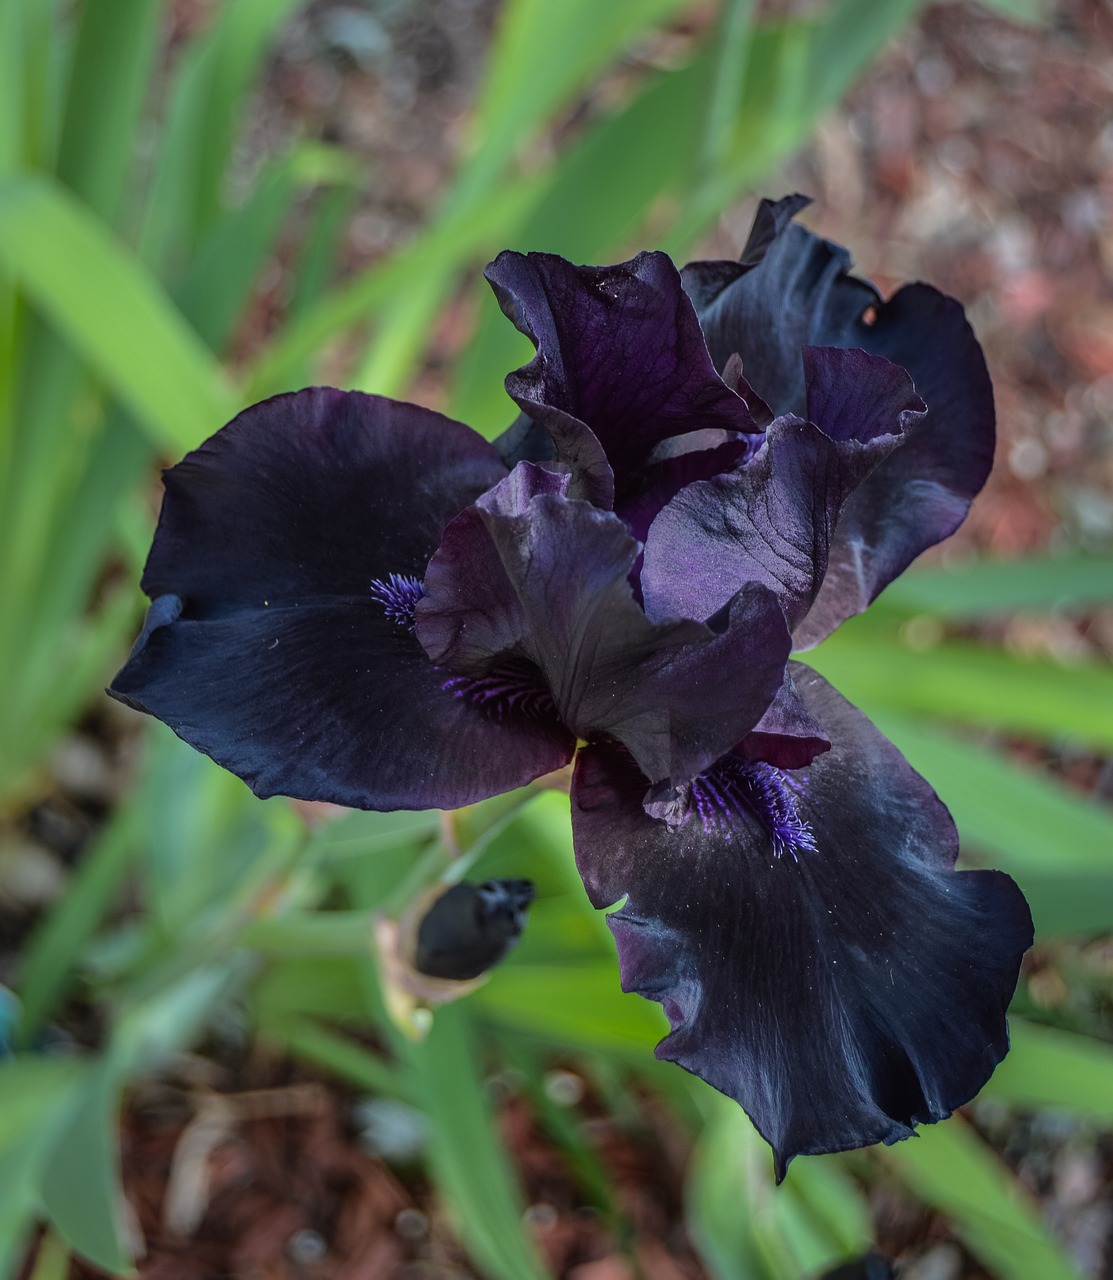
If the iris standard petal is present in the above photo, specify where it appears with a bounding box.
[682,200,994,646]
[417,463,791,788]
[485,250,763,500]
[112,389,575,806]
[112,597,574,809]
[794,286,994,648]
[641,348,923,629]
[571,664,1032,1179]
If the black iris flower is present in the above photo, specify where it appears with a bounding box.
[111,196,1032,1178]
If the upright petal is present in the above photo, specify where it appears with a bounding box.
[111,390,575,808]
[485,250,763,501]
[794,287,994,648]
[641,349,923,629]
[571,665,1032,1178]
[417,464,791,788]
[682,201,995,645]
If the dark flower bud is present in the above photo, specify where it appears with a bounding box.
[413,878,536,980]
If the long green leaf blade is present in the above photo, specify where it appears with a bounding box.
[880,1118,1084,1280]
[0,173,233,451]
[409,1003,549,1280]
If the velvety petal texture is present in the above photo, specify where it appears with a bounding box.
[486,250,764,503]
[111,390,575,808]
[417,462,791,788]
[571,664,1032,1177]
[682,197,995,646]
[641,348,925,630]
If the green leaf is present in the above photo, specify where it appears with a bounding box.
[687,1098,789,1280]
[253,955,374,1025]
[54,0,162,224]
[408,1002,549,1280]
[879,1117,1084,1280]
[462,0,694,202]
[807,640,1113,752]
[976,0,1053,25]
[883,554,1113,617]
[871,714,1113,937]
[25,1231,71,1280]
[0,1058,84,1279]
[986,1019,1113,1122]
[18,808,140,1044]
[695,0,756,183]
[239,910,374,957]
[477,961,666,1055]
[39,1058,132,1275]
[262,1015,412,1102]
[0,1057,82,1152]
[135,727,301,934]
[189,0,305,239]
[0,2,25,177]
[0,173,233,452]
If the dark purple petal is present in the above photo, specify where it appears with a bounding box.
[681,193,813,312]
[642,348,923,630]
[112,595,574,808]
[111,389,578,807]
[682,203,994,645]
[416,462,572,673]
[617,435,752,548]
[737,667,829,769]
[485,250,763,500]
[571,664,1032,1178]
[793,288,994,648]
[681,202,875,408]
[142,388,508,615]
[417,464,791,787]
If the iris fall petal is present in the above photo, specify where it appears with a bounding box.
[111,389,575,807]
[571,664,1032,1177]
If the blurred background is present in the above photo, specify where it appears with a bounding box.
[1,0,1112,1276]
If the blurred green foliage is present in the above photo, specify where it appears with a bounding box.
[1,0,1111,1276]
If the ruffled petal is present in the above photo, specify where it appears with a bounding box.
[682,201,994,645]
[417,463,791,787]
[571,664,1032,1178]
[641,348,923,629]
[112,595,574,809]
[142,387,508,614]
[794,287,995,648]
[485,250,763,501]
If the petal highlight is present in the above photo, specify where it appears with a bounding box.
[642,348,924,629]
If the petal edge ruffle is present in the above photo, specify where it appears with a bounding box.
[571,665,1031,1177]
